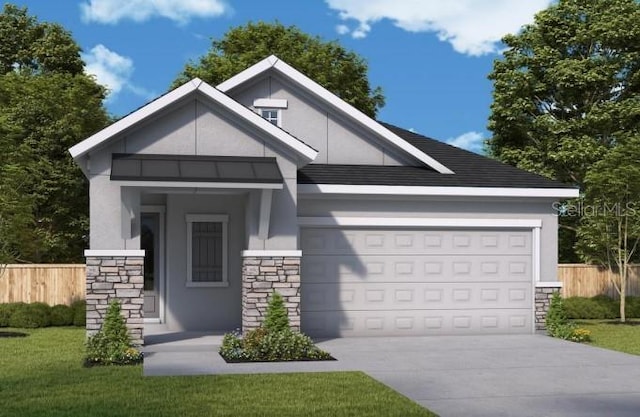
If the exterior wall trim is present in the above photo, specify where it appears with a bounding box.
[536,281,563,288]
[298,184,580,198]
[242,250,302,257]
[85,249,145,257]
[298,216,542,229]
[112,181,283,190]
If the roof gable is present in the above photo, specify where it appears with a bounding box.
[68,78,318,163]
[217,55,454,174]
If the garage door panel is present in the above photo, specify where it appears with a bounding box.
[302,255,531,283]
[300,227,533,337]
[303,282,532,311]
[302,309,532,337]
[302,229,531,256]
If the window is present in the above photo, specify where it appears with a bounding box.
[253,98,287,128]
[260,108,280,126]
[186,214,228,287]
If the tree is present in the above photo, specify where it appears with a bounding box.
[173,21,384,117]
[0,4,110,263]
[576,136,640,322]
[487,0,640,261]
[263,291,289,333]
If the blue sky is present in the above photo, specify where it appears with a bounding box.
[11,0,553,153]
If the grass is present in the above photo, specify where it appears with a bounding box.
[0,327,437,417]
[575,319,640,356]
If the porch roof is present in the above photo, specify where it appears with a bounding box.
[110,154,283,185]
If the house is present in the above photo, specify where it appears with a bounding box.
[69,56,578,345]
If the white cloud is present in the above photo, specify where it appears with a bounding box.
[326,0,552,56]
[446,131,485,153]
[82,44,155,101]
[80,0,230,25]
[336,24,350,35]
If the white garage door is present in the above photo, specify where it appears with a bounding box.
[300,228,533,337]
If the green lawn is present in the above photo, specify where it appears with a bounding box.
[575,319,640,355]
[0,327,437,417]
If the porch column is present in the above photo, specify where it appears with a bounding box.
[241,250,301,332]
[534,282,563,330]
[85,250,145,346]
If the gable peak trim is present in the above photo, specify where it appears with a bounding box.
[216,55,454,174]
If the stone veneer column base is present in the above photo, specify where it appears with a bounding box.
[535,286,562,331]
[85,253,144,346]
[242,254,301,333]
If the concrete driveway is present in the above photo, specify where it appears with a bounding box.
[144,330,640,417]
[318,335,640,417]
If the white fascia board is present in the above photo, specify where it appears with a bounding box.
[217,56,278,91]
[217,55,454,174]
[112,180,283,190]
[298,184,580,198]
[84,249,145,257]
[69,80,201,159]
[253,98,288,108]
[242,250,302,257]
[196,82,317,162]
[536,281,563,288]
[298,217,542,228]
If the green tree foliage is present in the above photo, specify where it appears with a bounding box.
[0,4,109,263]
[263,291,290,333]
[487,0,640,261]
[576,137,640,322]
[173,21,384,117]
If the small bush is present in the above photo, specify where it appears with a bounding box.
[625,297,640,318]
[219,327,332,362]
[9,303,51,328]
[50,304,74,326]
[546,293,590,343]
[85,300,142,366]
[0,303,25,327]
[263,291,289,333]
[71,299,86,327]
[564,296,616,320]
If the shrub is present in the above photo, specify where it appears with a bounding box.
[564,296,616,320]
[625,296,640,318]
[85,300,142,366]
[50,304,74,326]
[0,303,25,327]
[263,291,289,333]
[546,293,590,343]
[219,327,332,362]
[70,299,86,327]
[9,302,51,328]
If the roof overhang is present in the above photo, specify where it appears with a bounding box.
[68,78,318,164]
[217,55,454,175]
[297,183,580,198]
[110,154,283,186]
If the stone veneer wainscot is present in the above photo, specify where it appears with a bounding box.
[535,285,562,331]
[241,251,301,332]
[85,250,145,346]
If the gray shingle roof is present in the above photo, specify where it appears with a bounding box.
[297,122,577,189]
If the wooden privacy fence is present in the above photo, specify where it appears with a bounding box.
[0,264,85,305]
[558,264,640,298]
[1,263,639,304]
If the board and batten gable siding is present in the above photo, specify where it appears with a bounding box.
[297,197,560,283]
[227,71,417,167]
[85,94,300,250]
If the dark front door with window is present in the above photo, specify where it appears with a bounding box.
[141,213,160,319]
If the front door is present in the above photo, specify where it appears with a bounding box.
[141,212,160,320]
